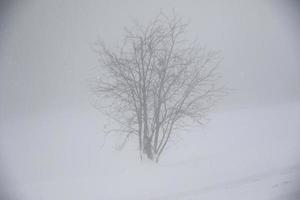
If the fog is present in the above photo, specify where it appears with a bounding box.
[1,0,300,117]
[0,0,299,199]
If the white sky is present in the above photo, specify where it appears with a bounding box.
[0,0,299,118]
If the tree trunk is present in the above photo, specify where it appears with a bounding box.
[143,136,153,160]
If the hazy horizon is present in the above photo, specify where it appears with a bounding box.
[0,0,299,120]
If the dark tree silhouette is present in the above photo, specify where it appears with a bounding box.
[93,13,222,162]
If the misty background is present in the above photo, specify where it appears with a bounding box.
[0,0,299,199]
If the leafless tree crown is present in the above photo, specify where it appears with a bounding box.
[93,13,222,162]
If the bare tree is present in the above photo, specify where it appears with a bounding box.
[92,13,222,162]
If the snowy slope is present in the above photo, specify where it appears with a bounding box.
[0,102,299,200]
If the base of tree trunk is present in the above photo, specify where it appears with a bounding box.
[143,136,154,160]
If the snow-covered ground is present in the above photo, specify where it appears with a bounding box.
[0,102,300,200]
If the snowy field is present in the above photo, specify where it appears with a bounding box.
[1,1,300,199]
[1,101,299,200]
